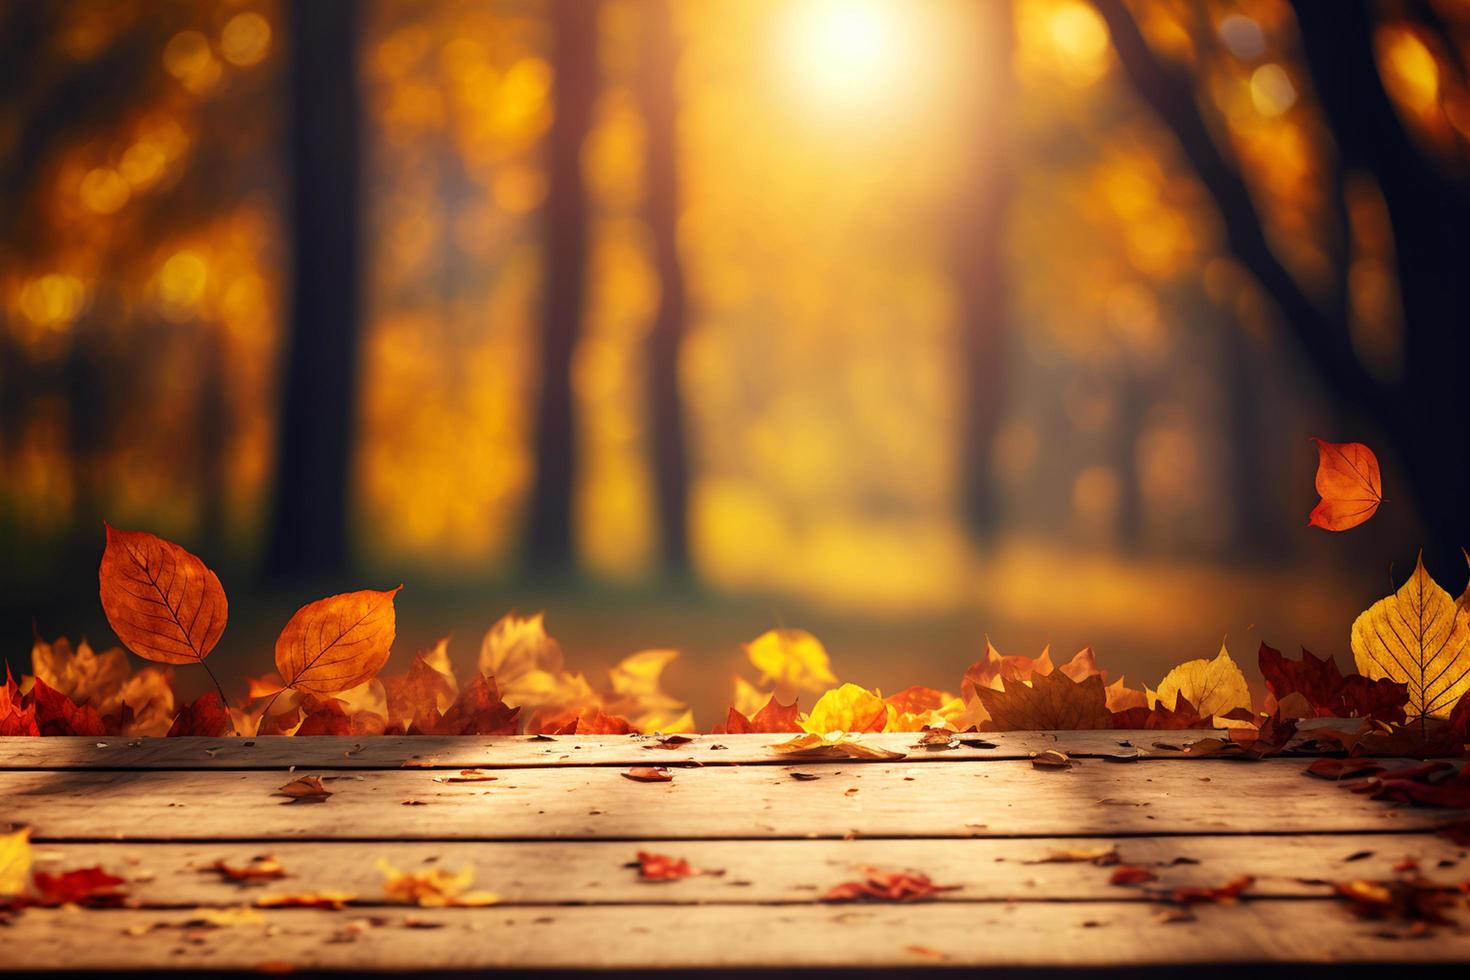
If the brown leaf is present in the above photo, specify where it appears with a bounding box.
[1259,643,1408,724]
[769,732,906,760]
[977,671,1112,731]
[379,860,498,907]
[630,851,723,881]
[275,587,401,695]
[1030,749,1074,769]
[1109,865,1158,886]
[98,524,227,665]
[275,775,332,803]
[621,766,673,782]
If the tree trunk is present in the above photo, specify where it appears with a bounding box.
[265,0,362,581]
[638,0,691,578]
[526,0,599,576]
[956,0,1014,543]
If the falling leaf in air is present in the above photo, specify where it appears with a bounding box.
[1307,438,1383,531]
[1154,644,1253,720]
[166,693,232,737]
[98,524,228,668]
[33,866,128,906]
[801,684,888,734]
[744,629,838,693]
[0,828,31,900]
[210,855,287,882]
[977,672,1112,731]
[822,869,960,903]
[629,851,724,881]
[622,766,673,782]
[275,587,401,696]
[1351,555,1470,720]
[275,775,332,803]
[379,860,498,907]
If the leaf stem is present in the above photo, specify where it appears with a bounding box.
[256,687,286,735]
[200,661,238,736]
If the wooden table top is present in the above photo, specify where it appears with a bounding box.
[1,731,1467,974]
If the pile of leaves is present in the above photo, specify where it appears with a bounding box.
[1,440,1467,749]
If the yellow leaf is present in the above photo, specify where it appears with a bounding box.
[730,676,774,718]
[769,732,905,760]
[0,827,30,898]
[98,523,227,665]
[745,629,837,693]
[1155,643,1252,719]
[800,683,887,734]
[379,860,498,907]
[275,587,401,695]
[476,613,597,716]
[1351,554,1470,719]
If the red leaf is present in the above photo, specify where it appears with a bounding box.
[1109,865,1158,886]
[631,851,721,881]
[822,869,960,903]
[0,668,38,737]
[295,696,352,737]
[29,677,105,737]
[33,866,127,906]
[1110,694,1212,731]
[1259,643,1408,724]
[166,692,232,737]
[436,675,520,736]
[713,695,802,734]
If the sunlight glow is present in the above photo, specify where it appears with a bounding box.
[780,0,911,112]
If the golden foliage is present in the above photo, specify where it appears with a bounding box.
[1351,555,1470,719]
[1154,644,1252,720]
[0,827,31,899]
[745,629,837,693]
[378,860,498,908]
[800,683,888,735]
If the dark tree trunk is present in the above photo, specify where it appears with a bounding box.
[638,0,691,578]
[265,0,362,581]
[1217,314,1284,560]
[1114,369,1146,551]
[526,0,599,576]
[1095,0,1470,582]
[956,0,1014,543]
[198,324,228,554]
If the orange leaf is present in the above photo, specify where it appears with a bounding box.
[976,671,1112,731]
[98,523,228,665]
[275,587,401,695]
[1307,438,1383,531]
[822,869,959,903]
[631,851,722,881]
[33,866,127,907]
[165,693,231,737]
[622,766,672,782]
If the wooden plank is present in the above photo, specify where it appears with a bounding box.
[0,731,1188,770]
[3,760,1458,841]
[28,834,1469,907]
[3,901,1469,971]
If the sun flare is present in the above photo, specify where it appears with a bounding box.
[780,0,912,112]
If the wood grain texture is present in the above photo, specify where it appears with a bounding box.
[4,759,1459,841]
[27,834,1468,907]
[4,902,1470,971]
[0,730,1211,770]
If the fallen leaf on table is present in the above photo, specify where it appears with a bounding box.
[789,772,821,781]
[1109,865,1158,886]
[33,866,128,906]
[379,860,498,907]
[0,827,31,900]
[275,775,332,803]
[275,587,401,695]
[1155,643,1252,720]
[98,524,228,666]
[1166,875,1253,906]
[256,890,356,909]
[629,851,724,881]
[1332,876,1461,933]
[210,855,287,882]
[1351,555,1470,720]
[1307,438,1383,531]
[823,869,960,903]
[1305,758,1386,781]
[769,732,905,761]
[1031,749,1073,769]
[436,769,497,783]
[1027,846,1119,866]
[913,728,960,750]
[622,766,673,782]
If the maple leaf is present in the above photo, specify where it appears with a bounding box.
[276,775,332,803]
[604,648,691,733]
[379,860,498,907]
[276,587,401,695]
[744,629,837,693]
[33,866,127,906]
[98,524,228,666]
[1104,677,1148,713]
[961,640,1055,702]
[630,851,723,881]
[1154,643,1252,720]
[1258,642,1408,724]
[383,648,459,733]
[0,828,31,901]
[478,612,596,718]
[801,683,888,734]
[976,671,1112,731]
[0,668,38,737]
[166,692,232,737]
[541,708,637,735]
[713,694,801,734]
[28,677,105,736]
[1351,555,1470,720]
[29,636,177,737]
[1110,693,1212,731]
[1307,438,1383,531]
[822,869,959,903]
[428,674,520,736]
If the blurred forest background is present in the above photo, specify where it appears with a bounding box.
[2,0,1466,720]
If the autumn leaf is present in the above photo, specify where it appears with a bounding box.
[33,866,127,906]
[622,766,673,782]
[275,775,332,803]
[1110,866,1158,885]
[1258,642,1408,724]
[0,668,38,737]
[630,851,723,881]
[1351,555,1470,720]
[30,635,176,736]
[98,524,228,665]
[255,890,356,909]
[801,683,888,734]
[744,629,837,693]
[976,671,1112,731]
[28,677,105,737]
[714,694,801,734]
[822,869,959,903]
[379,860,498,907]
[425,674,520,736]
[211,855,287,882]
[1307,438,1383,531]
[0,828,30,901]
[275,587,401,695]
[1026,845,1119,866]
[166,692,232,737]
[769,732,905,760]
[295,696,354,736]
[1154,643,1252,720]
